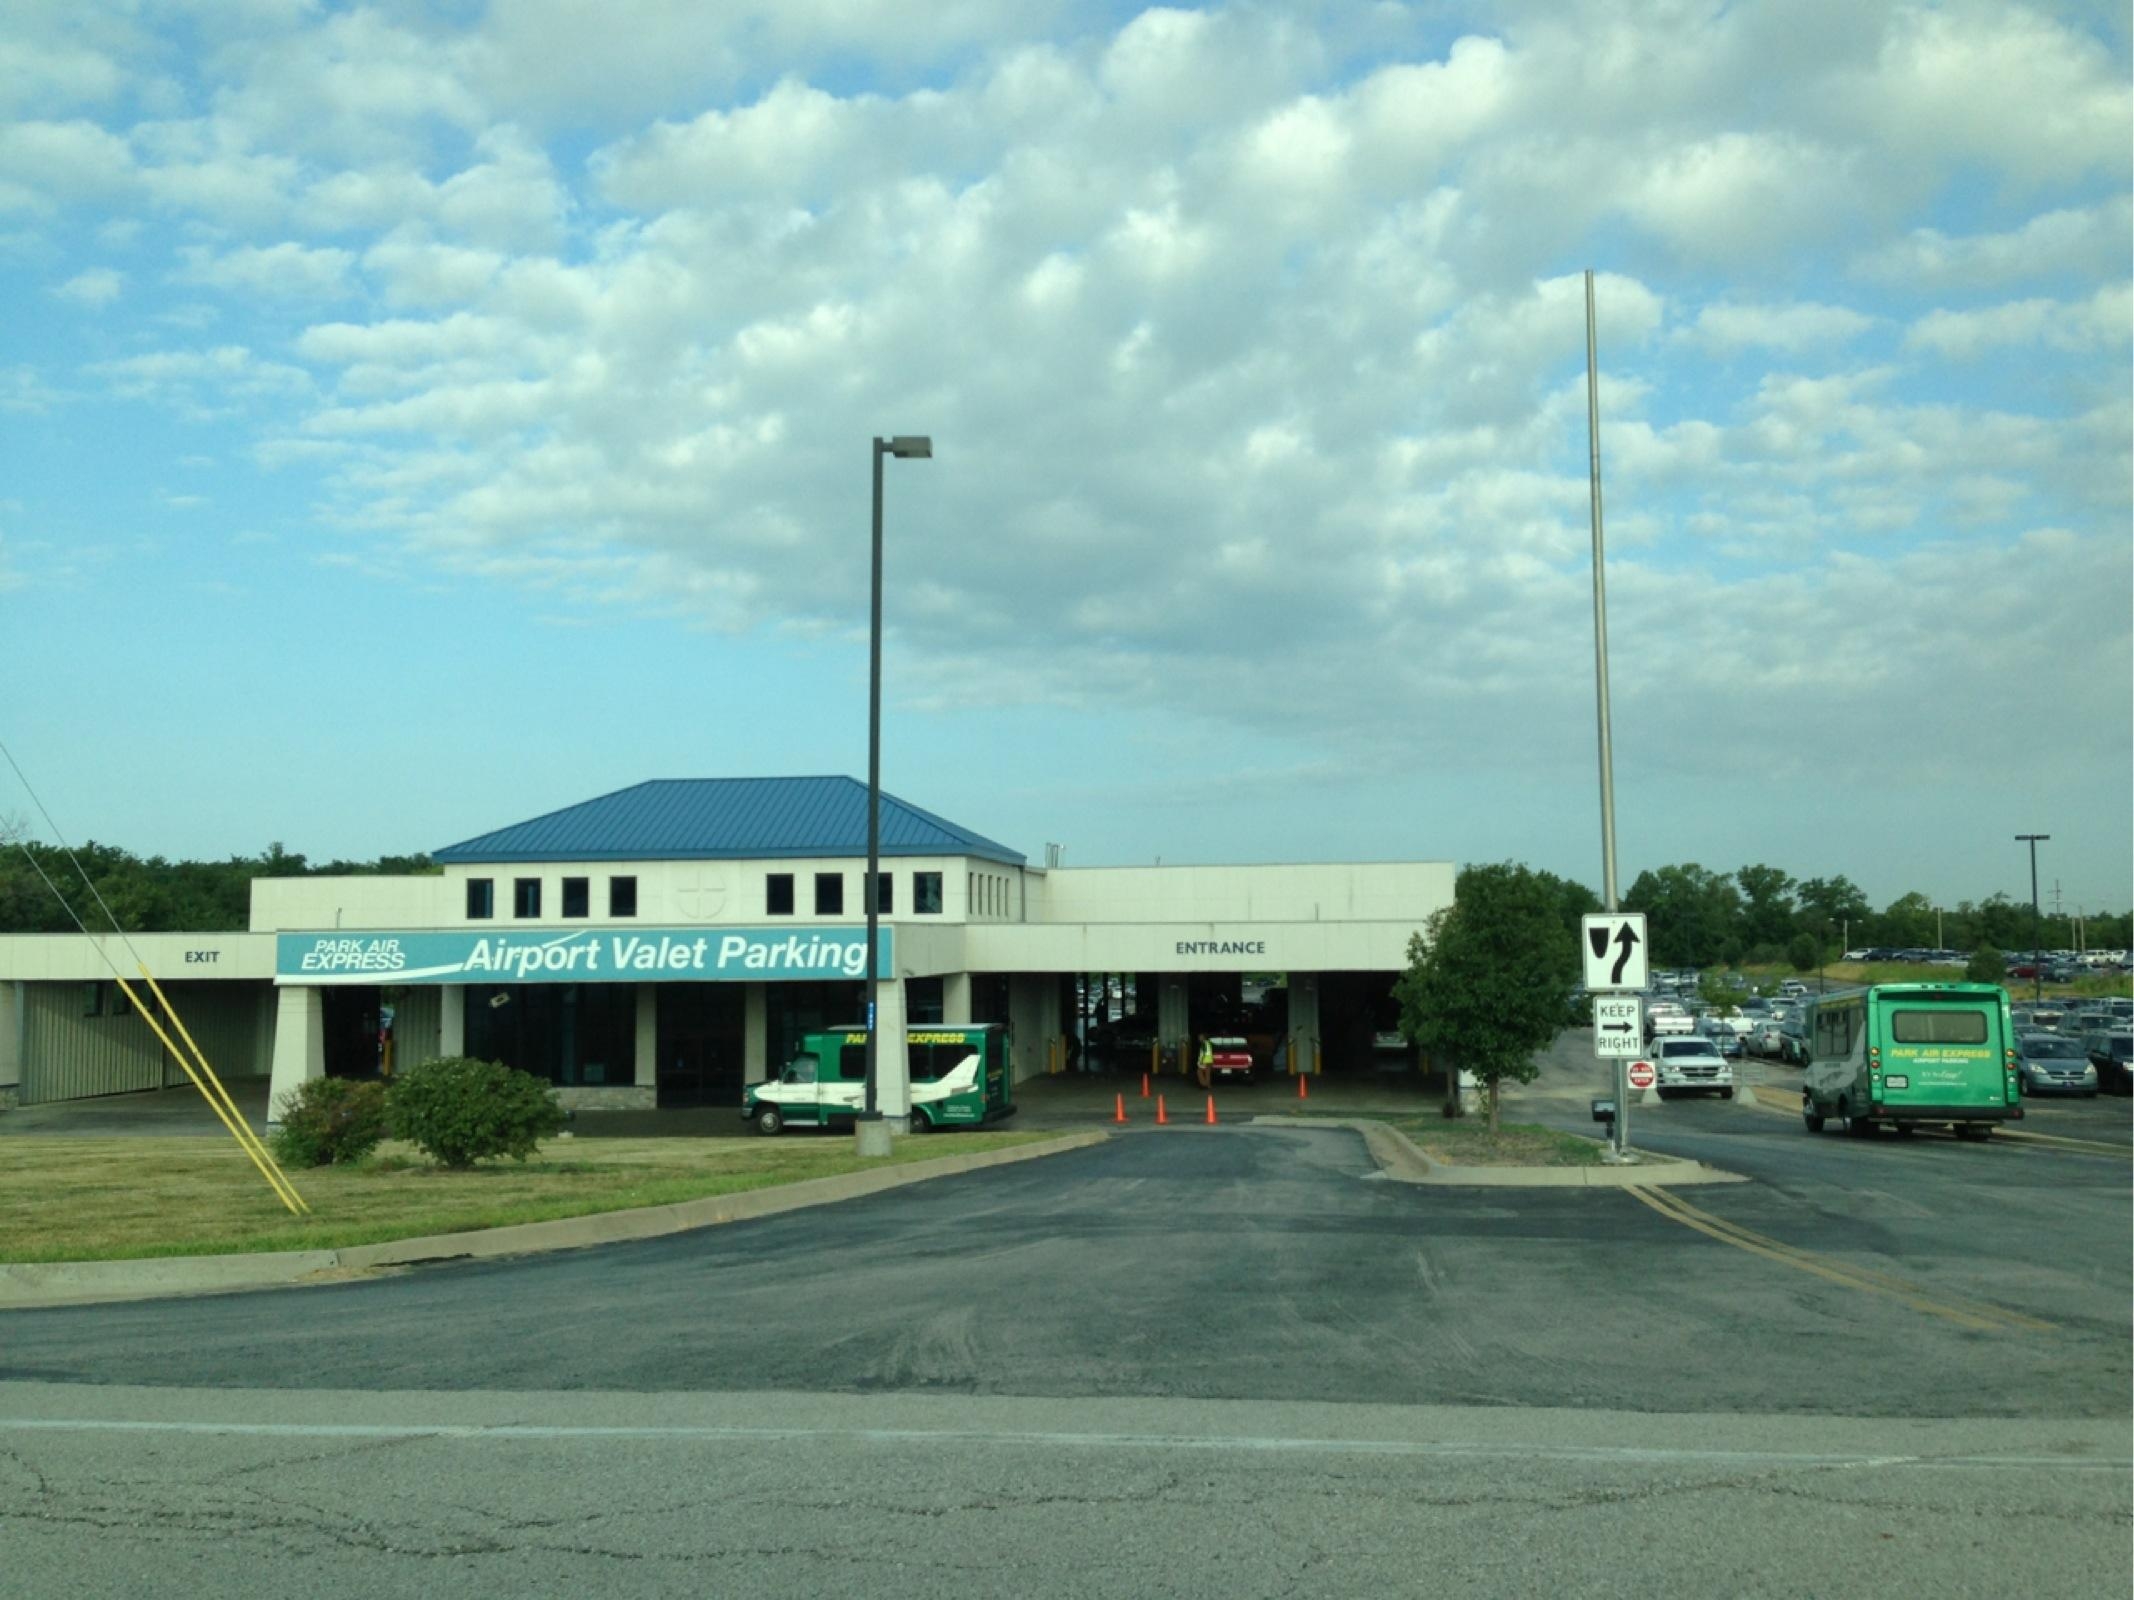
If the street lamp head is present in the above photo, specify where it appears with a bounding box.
[881,435,932,459]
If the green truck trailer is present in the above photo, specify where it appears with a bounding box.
[743,1022,1015,1134]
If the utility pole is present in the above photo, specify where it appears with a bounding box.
[1584,268,1629,1160]
[2016,834,2049,1003]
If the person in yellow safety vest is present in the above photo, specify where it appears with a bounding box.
[1197,1035,1213,1090]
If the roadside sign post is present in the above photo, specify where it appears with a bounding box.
[1582,913,1649,1160]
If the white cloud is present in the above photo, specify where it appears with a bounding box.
[1906,286,2133,358]
[52,266,123,306]
[0,118,135,211]
[1690,300,1874,354]
[92,345,312,417]
[177,241,353,300]
[1854,197,2133,290]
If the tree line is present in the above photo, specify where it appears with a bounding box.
[0,837,436,934]
[1620,862,2132,969]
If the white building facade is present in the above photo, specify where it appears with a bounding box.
[0,778,1453,1117]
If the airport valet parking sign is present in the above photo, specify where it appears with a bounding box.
[277,927,892,986]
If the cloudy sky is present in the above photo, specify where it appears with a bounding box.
[1,0,2128,912]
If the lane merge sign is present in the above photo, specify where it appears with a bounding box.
[1593,995,1643,1058]
[1627,1059,1656,1091]
[1581,912,1649,991]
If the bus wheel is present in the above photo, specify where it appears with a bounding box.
[755,1106,785,1137]
[1802,1103,1825,1133]
[906,1109,928,1134]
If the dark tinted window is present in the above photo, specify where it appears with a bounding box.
[814,873,843,915]
[836,1042,869,1082]
[561,877,589,918]
[466,878,494,919]
[868,872,893,915]
[1890,1009,1988,1044]
[513,878,541,918]
[914,871,943,914]
[766,874,794,915]
[608,876,637,917]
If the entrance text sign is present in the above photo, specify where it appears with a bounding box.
[1592,995,1643,1058]
[276,927,893,986]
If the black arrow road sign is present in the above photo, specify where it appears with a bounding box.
[1610,923,1640,985]
[1600,1021,1633,1035]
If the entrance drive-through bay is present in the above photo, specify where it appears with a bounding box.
[1,1037,2128,1598]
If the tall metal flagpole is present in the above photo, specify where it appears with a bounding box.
[1585,269,1627,1158]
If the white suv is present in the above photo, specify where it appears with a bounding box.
[1652,1036,1734,1099]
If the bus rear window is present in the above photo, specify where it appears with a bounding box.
[1890,1009,1988,1044]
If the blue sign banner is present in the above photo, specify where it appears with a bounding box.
[276,926,894,987]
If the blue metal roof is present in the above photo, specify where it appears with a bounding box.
[433,778,1026,866]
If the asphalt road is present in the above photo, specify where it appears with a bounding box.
[3,1052,2127,1598]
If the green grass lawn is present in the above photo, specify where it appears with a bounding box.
[1277,1111,1604,1167]
[1734,962,2129,1000]
[0,1130,1057,1264]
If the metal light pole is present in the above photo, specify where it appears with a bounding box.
[2016,834,2049,1002]
[1585,269,1628,1159]
[859,434,931,1156]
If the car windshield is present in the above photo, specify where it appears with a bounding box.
[2025,1040,2085,1059]
[1662,1040,1713,1057]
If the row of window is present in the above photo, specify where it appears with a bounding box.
[465,871,949,921]
[969,871,1013,918]
[766,871,943,916]
[467,875,636,920]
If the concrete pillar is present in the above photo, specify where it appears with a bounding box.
[1036,973,1061,1073]
[634,984,658,1089]
[942,971,973,1024]
[874,974,910,1127]
[1006,974,1047,1082]
[266,985,325,1122]
[1288,974,1321,1075]
[439,985,465,1057]
[743,983,768,1084]
[1158,974,1190,1066]
[0,980,20,1102]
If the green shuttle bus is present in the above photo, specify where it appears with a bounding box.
[1800,982,2021,1140]
[743,1022,1015,1135]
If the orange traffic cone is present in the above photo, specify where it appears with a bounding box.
[1140,1071,1150,1099]
[1112,1093,1128,1125]
[1205,1094,1218,1125]
[1297,1073,1309,1100]
[1155,1095,1168,1125]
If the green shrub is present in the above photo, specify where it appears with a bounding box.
[271,1076,390,1168]
[1786,934,1819,973]
[388,1056,565,1169]
[1966,947,2006,983]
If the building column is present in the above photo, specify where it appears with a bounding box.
[1157,974,1190,1069]
[439,985,465,1057]
[743,983,769,1084]
[634,984,658,1090]
[0,980,20,1106]
[942,971,973,1023]
[874,974,910,1127]
[1287,974,1321,1076]
[266,985,326,1121]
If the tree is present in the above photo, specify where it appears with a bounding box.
[1734,864,1797,953]
[1796,876,1870,943]
[1623,863,1742,968]
[1392,862,1573,1134]
[1787,933,1819,973]
[1965,947,2005,983]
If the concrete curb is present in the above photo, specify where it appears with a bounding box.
[1259,1116,1747,1187]
[0,1131,1111,1311]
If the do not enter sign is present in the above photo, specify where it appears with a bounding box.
[1627,1060,1656,1091]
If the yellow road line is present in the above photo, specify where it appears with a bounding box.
[1998,1128,2131,1158]
[1625,1185,2055,1335]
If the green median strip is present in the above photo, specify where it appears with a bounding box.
[0,1132,1056,1265]
[1273,1112,1604,1167]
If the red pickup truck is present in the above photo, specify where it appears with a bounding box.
[1196,1036,1256,1088]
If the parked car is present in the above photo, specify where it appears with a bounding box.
[1748,1022,1787,1059]
[1651,1036,1733,1099]
[2017,1034,2098,1097]
[2086,1030,2133,1096]
[1777,1023,1810,1066]
[1709,1029,1744,1060]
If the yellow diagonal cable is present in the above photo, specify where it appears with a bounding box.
[112,976,308,1217]
[137,965,309,1214]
